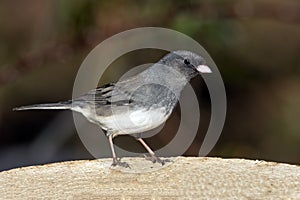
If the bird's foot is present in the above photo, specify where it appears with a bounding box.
[111,158,130,168]
[144,154,172,165]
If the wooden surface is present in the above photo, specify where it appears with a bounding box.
[0,157,299,199]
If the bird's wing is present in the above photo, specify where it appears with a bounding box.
[74,82,136,106]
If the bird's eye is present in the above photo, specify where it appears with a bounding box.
[184,59,190,65]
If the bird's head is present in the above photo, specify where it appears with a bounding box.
[160,50,212,79]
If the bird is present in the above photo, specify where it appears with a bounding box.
[13,50,212,168]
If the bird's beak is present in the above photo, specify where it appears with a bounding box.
[196,65,212,73]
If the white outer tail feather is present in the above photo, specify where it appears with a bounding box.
[13,103,72,111]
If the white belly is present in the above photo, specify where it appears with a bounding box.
[97,107,169,135]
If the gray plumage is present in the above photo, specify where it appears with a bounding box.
[14,50,212,167]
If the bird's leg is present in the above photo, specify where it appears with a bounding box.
[108,134,130,168]
[136,137,171,165]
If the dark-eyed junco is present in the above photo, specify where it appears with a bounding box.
[14,50,212,167]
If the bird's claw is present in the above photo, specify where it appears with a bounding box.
[111,158,130,168]
[144,154,172,165]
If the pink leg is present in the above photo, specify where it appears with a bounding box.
[136,138,171,165]
[109,134,130,168]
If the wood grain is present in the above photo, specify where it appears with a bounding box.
[0,157,299,199]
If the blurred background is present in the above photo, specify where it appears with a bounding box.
[0,0,299,171]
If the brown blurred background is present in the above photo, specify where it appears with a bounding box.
[0,0,299,171]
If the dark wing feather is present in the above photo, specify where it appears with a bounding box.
[74,83,133,107]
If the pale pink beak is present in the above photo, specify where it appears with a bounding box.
[196,65,212,73]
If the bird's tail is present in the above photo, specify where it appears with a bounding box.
[13,101,72,111]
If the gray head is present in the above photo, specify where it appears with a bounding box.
[158,50,212,80]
